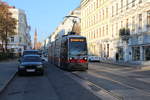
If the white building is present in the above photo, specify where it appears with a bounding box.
[81,0,150,65]
[8,7,31,54]
[53,7,81,41]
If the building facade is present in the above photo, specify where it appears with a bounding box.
[48,7,81,46]
[7,7,31,54]
[81,0,150,65]
[33,29,38,49]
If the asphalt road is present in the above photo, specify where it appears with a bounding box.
[1,61,150,100]
[0,62,101,100]
[73,63,150,100]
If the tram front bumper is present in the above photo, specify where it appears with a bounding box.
[67,63,88,71]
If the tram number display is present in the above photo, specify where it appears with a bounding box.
[70,39,85,42]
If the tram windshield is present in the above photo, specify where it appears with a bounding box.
[69,38,87,56]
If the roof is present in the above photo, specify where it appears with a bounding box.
[67,35,86,38]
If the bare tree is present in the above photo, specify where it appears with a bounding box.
[0,1,17,52]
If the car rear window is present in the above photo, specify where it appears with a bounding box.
[23,51,39,56]
[22,56,41,62]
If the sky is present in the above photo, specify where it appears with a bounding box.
[3,0,81,43]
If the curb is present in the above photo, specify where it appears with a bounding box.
[0,72,17,94]
[140,66,150,71]
[99,61,140,68]
[100,62,150,71]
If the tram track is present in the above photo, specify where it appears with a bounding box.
[89,68,150,94]
[89,70,150,95]
[71,72,123,100]
[71,68,150,100]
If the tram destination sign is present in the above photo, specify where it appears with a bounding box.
[70,38,85,42]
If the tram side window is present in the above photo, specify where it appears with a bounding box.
[60,40,68,58]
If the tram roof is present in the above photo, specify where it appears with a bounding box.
[64,35,86,38]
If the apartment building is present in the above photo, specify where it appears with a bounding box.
[8,7,31,54]
[81,0,150,64]
[49,7,81,43]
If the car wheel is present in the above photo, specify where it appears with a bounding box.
[18,71,23,76]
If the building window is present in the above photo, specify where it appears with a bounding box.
[147,10,150,28]
[132,47,140,61]
[112,24,114,37]
[99,28,100,37]
[99,11,101,22]
[10,48,15,53]
[103,26,105,37]
[126,0,129,9]
[116,3,118,15]
[103,9,105,20]
[126,19,129,28]
[106,8,108,18]
[107,44,109,57]
[10,37,14,42]
[19,37,22,42]
[96,0,98,8]
[143,46,150,61]
[132,16,135,32]
[118,47,124,60]
[106,25,108,35]
[139,14,142,29]
[116,23,118,36]
[96,29,98,38]
[94,2,96,9]
[121,0,123,12]
[99,44,102,57]
[139,0,142,4]
[132,0,135,7]
[121,21,123,28]
[112,6,114,17]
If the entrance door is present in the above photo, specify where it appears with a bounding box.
[144,46,150,61]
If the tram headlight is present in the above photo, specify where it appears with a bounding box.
[83,57,87,60]
[69,57,73,60]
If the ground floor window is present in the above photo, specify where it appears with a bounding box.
[132,47,140,61]
[107,44,109,57]
[118,48,124,60]
[143,46,150,61]
[99,44,102,57]
[116,47,124,61]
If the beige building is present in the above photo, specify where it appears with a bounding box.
[81,0,150,64]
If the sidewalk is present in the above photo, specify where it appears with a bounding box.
[0,60,17,93]
[100,60,150,70]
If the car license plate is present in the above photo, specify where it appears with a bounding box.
[26,69,35,72]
